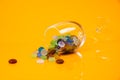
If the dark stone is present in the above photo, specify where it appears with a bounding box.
[9,59,17,64]
[56,59,64,64]
[47,49,56,57]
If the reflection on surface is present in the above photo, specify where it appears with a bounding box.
[59,27,76,34]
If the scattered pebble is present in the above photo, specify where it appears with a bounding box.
[38,47,44,52]
[56,59,64,64]
[9,59,17,64]
[57,40,65,48]
[31,53,37,58]
[48,57,56,62]
[47,49,56,57]
[37,52,42,57]
[41,49,48,56]
[36,59,44,64]
[66,38,73,44]
[40,56,47,60]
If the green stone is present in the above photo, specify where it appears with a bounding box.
[40,56,47,60]
[48,57,56,62]
[31,53,37,58]
[49,39,58,49]
[50,40,57,46]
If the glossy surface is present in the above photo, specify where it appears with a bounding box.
[0,0,120,80]
[8,59,17,64]
[56,59,64,64]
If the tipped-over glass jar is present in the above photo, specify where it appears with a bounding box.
[43,21,86,55]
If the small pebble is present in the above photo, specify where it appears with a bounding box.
[56,59,64,64]
[66,38,73,44]
[48,57,56,62]
[50,40,57,46]
[38,47,44,52]
[9,59,17,64]
[31,53,37,58]
[47,49,56,57]
[36,59,44,64]
[40,55,47,60]
[58,40,65,47]
[41,49,48,56]
[37,52,42,57]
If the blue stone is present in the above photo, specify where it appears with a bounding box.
[37,52,42,57]
[66,38,73,43]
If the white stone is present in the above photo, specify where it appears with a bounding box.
[58,41,65,47]
[36,59,44,64]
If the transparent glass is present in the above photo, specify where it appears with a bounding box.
[43,21,86,50]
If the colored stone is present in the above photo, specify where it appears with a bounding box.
[47,49,56,57]
[9,59,17,64]
[49,40,57,49]
[66,38,73,44]
[57,40,65,48]
[41,49,47,56]
[48,57,56,62]
[32,53,37,58]
[40,56,47,60]
[50,40,57,46]
[36,59,44,64]
[37,52,42,57]
[56,59,64,64]
[38,47,44,52]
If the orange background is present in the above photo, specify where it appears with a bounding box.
[0,0,120,80]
